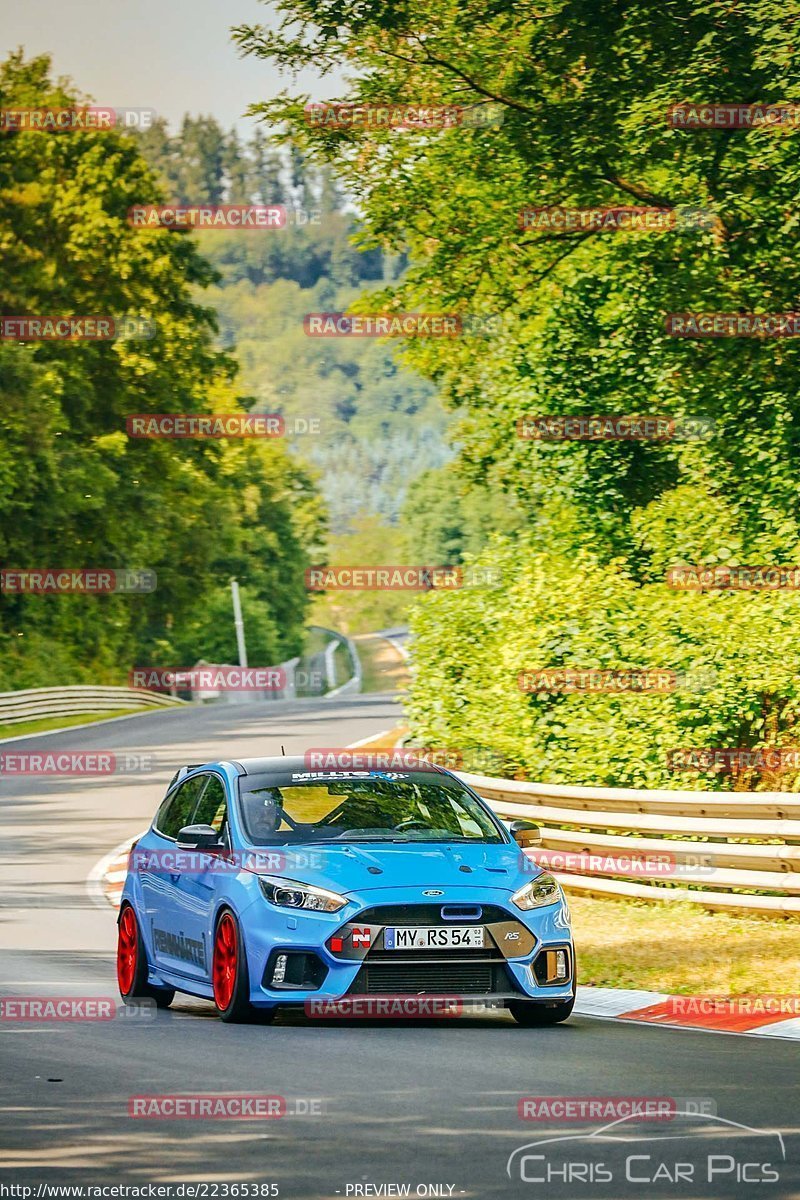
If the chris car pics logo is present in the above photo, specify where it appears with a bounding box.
[506,1111,785,1190]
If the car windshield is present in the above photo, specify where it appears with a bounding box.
[237,771,504,846]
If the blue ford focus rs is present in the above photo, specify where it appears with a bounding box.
[117,757,575,1024]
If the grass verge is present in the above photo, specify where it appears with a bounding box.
[571,893,800,995]
[0,708,149,741]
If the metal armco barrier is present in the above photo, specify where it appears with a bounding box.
[307,625,362,698]
[455,769,800,916]
[0,684,185,727]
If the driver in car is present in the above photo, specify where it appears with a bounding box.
[243,791,283,840]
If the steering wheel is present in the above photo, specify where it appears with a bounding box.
[393,818,430,831]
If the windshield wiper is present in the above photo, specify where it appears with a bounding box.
[310,835,412,844]
[306,834,495,844]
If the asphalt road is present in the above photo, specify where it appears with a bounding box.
[0,695,798,1199]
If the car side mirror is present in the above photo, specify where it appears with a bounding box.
[176,824,223,850]
[509,819,542,848]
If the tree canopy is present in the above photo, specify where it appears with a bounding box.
[235,0,800,787]
[0,51,322,686]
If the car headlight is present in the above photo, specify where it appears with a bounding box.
[511,872,561,911]
[258,875,347,913]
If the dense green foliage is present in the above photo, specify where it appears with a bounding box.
[399,464,524,565]
[0,53,321,687]
[237,0,800,786]
[406,531,800,788]
[135,117,453,533]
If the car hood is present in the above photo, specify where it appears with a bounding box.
[256,840,539,895]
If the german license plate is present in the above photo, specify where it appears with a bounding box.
[383,926,485,950]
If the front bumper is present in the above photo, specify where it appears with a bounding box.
[242,886,574,1008]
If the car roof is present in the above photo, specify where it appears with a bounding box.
[230,755,448,779]
[169,756,452,792]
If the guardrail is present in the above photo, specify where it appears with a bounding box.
[0,684,186,728]
[308,626,362,698]
[455,769,800,916]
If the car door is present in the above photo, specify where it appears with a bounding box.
[141,774,209,978]
[166,773,230,983]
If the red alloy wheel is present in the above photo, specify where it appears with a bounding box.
[213,913,238,1011]
[117,906,138,995]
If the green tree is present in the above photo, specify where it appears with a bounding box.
[0,51,321,687]
[170,586,281,667]
[400,465,523,564]
[194,235,446,532]
[232,1,800,783]
[223,129,251,202]
[175,114,226,203]
[135,116,176,190]
[234,0,800,559]
[250,128,285,205]
[404,531,800,791]
[308,515,418,636]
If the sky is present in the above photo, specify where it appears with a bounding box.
[3,0,339,133]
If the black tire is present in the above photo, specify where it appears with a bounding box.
[508,987,575,1026]
[254,1006,278,1025]
[212,909,259,1023]
[117,903,175,1009]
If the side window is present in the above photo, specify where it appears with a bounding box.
[192,775,228,834]
[155,776,206,839]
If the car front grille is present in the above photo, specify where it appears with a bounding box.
[347,960,517,996]
[365,947,498,962]
[356,903,512,926]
